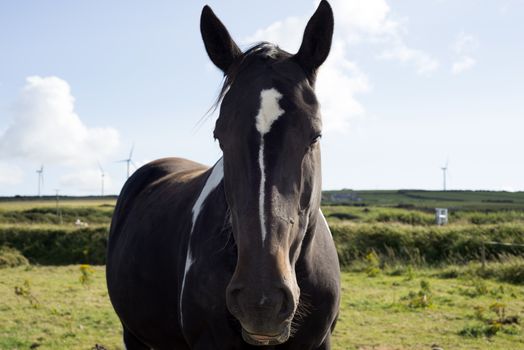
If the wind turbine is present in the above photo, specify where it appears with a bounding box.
[36,165,44,197]
[117,144,136,179]
[98,162,105,196]
[441,159,449,191]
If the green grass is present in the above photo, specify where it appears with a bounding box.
[1,198,523,267]
[1,266,523,350]
[334,270,524,350]
[0,197,523,349]
[0,198,116,211]
[0,266,122,350]
[322,205,524,225]
[0,207,114,226]
[4,190,524,212]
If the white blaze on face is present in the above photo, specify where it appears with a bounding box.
[255,88,285,245]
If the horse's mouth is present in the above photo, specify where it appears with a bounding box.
[241,326,290,346]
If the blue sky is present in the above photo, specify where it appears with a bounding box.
[0,0,522,196]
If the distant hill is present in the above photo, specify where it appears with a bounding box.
[0,195,118,202]
[2,191,524,212]
[322,190,524,211]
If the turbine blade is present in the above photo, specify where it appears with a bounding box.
[97,161,104,174]
[129,143,135,160]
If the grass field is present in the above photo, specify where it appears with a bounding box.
[0,265,522,350]
[3,189,524,211]
[322,190,524,211]
[0,198,116,211]
[1,192,523,349]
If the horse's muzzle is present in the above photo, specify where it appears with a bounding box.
[241,323,291,346]
[226,280,297,345]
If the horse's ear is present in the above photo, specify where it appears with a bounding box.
[294,0,334,79]
[200,5,242,73]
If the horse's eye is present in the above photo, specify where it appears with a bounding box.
[311,134,322,145]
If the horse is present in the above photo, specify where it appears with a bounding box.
[106,1,340,349]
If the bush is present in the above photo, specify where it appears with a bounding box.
[0,246,29,268]
[373,210,434,225]
[364,251,381,277]
[459,323,501,338]
[474,257,524,285]
[435,257,524,285]
[0,207,113,225]
[465,211,524,225]
[331,222,524,267]
[0,226,108,265]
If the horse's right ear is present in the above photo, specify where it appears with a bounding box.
[200,5,242,73]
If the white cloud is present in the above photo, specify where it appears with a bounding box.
[245,17,304,52]
[379,43,439,75]
[316,40,370,132]
[330,0,438,76]
[331,0,398,41]
[0,76,120,165]
[453,33,479,54]
[451,33,478,75]
[243,0,437,133]
[452,56,476,75]
[0,162,24,185]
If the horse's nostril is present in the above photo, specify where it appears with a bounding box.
[226,286,244,316]
[279,300,288,317]
[229,287,242,298]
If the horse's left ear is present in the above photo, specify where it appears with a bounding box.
[200,5,242,73]
[294,0,334,79]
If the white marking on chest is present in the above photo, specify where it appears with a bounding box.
[180,158,224,328]
[255,88,285,245]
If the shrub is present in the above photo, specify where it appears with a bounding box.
[403,280,433,309]
[0,207,113,225]
[474,257,524,285]
[0,226,108,265]
[14,279,40,308]
[373,210,434,225]
[364,251,381,277]
[459,301,520,338]
[435,257,524,285]
[459,323,501,338]
[0,246,29,268]
[79,264,95,287]
[331,222,524,267]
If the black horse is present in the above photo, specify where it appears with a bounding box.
[106,1,340,349]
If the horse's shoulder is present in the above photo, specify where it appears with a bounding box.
[125,157,208,195]
[111,157,209,229]
[149,157,209,186]
[147,157,208,175]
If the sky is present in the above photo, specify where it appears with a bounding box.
[0,0,523,196]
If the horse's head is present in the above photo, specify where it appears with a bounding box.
[201,1,333,345]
